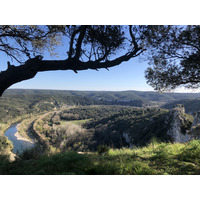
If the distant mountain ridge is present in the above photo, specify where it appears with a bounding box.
[4,88,200,104]
[162,99,200,114]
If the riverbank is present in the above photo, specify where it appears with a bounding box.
[5,123,35,155]
[5,123,34,161]
[15,124,34,143]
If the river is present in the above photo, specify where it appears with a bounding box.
[4,124,35,154]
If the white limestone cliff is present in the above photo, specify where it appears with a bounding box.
[166,104,193,143]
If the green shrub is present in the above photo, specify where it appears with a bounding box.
[97,145,109,155]
[0,136,13,155]
[19,144,43,160]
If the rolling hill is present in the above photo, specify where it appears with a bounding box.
[3,89,200,108]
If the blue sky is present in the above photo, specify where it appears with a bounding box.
[10,58,153,91]
[0,34,154,92]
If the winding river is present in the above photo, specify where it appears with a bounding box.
[5,124,35,154]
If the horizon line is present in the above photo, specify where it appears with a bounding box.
[7,88,200,94]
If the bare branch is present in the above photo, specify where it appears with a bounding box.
[74,26,87,60]
[68,26,82,58]
[129,25,139,50]
[97,47,110,62]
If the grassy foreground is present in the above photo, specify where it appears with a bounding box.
[1,139,200,175]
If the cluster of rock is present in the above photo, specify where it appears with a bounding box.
[167,104,200,143]
[166,104,192,143]
[189,111,200,139]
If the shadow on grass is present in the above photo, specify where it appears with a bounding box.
[1,140,200,175]
[0,151,159,175]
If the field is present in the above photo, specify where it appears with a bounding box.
[60,119,91,126]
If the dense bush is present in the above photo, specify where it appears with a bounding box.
[0,136,13,155]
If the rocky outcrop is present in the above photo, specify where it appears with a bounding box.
[188,111,200,139]
[191,111,200,127]
[172,104,185,113]
[166,104,193,143]
[123,132,134,148]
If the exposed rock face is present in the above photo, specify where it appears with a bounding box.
[123,132,134,148]
[189,111,200,139]
[191,111,200,127]
[123,104,196,146]
[166,104,193,143]
[172,104,185,113]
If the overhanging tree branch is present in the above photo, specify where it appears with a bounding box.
[0,25,151,96]
[0,46,144,96]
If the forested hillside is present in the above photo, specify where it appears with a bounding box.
[0,89,96,123]
[28,105,194,152]
[3,89,200,110]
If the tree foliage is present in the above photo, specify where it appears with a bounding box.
[144,25,200,91]
[0,25,64,62]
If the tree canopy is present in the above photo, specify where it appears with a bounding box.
[144,25,200,92]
